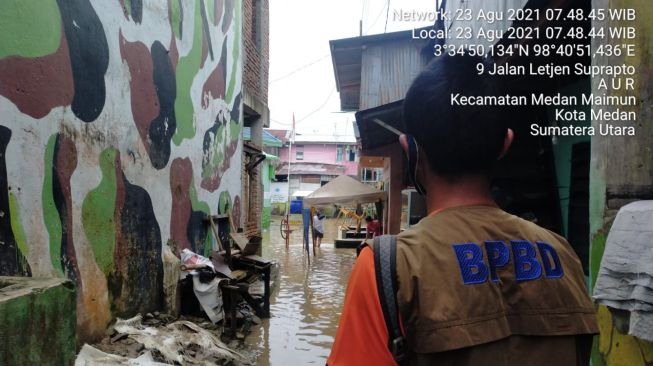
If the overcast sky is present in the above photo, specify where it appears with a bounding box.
[268,0,437,138]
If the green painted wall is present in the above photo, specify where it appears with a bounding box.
[0,278,76,365]
[82,148,118,275]
[262,160,272,229]
[0,0,61,59]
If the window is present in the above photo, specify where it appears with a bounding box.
[362,168,373,182]
[296,145,304,160]
[362,168,384,183]
[336,145,344,162]
[348,148,356,162]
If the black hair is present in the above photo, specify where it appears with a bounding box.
[402,53,508,178]
[365,216,372,222]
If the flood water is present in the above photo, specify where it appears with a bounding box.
[245,217,357,365]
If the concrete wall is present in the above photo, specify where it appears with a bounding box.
[0,277,76,365]
[590,1,653,364]
[0,0,243,342]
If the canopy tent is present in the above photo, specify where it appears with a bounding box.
[303,175,386,206]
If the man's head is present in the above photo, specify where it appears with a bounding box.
[365,216,373,223]
[401,54,513,182]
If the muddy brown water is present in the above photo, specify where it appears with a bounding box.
[245,217,356,365]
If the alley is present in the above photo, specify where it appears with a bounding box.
[246,217,355,365]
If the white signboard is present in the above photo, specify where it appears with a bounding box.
[270,182,289,203]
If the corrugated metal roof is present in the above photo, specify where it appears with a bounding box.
[266,129,290,144]
[265,130,357,144]
[360,40,428,110]
[275,162,345,176]
[243,127,283,147]
[293,134,357,144]
[329,27,431,111]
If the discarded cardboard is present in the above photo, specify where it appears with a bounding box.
[112,315,251,365]
[75,344,171,366]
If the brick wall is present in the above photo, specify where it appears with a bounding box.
[243,0,269,104]
[242,150,262,238]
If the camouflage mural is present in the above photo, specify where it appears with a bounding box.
[0,0,243,341]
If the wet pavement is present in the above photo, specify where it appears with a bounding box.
[246,217,356,365]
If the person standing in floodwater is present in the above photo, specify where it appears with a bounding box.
[313,210,326,247]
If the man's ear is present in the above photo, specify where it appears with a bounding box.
[497,128,514,160]
[399,134,409,157]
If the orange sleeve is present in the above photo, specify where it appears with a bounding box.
[327,247,396,366]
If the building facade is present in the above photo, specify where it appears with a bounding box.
[330,30,430,234]
[242,0,270,238]
[244,128,281,229]
[267,129,359,214]
[279,142,359,176]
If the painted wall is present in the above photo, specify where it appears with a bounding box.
[0,0,243,342]
[0,277,76,365]
[261,159,273,229]
[589,1,653,365]
[279,143,359,176]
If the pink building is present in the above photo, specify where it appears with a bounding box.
[267,129,360,197]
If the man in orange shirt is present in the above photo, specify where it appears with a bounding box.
[328,54,597,365]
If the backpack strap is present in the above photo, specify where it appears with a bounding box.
[373,235,406,364]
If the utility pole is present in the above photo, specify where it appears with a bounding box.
[286,113,295,215]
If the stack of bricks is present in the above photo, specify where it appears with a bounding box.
[243,0,269,104]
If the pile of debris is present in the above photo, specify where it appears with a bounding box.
[75,214,278,365]
[77,314,253,365]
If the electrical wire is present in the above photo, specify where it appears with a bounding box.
[270,118,293,126]
[384,0,391,33]
[295,86,336,123]
[364,2,389,34]
[269,86,337,127]
[269,54,331,85]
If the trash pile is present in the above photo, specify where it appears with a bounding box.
[76,314,253,365]
[181,248,227,324]
[76,213,276,365]
[177,247,270,338]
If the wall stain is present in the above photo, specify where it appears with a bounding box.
[108,153,164,317]
[0,126,31,276]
